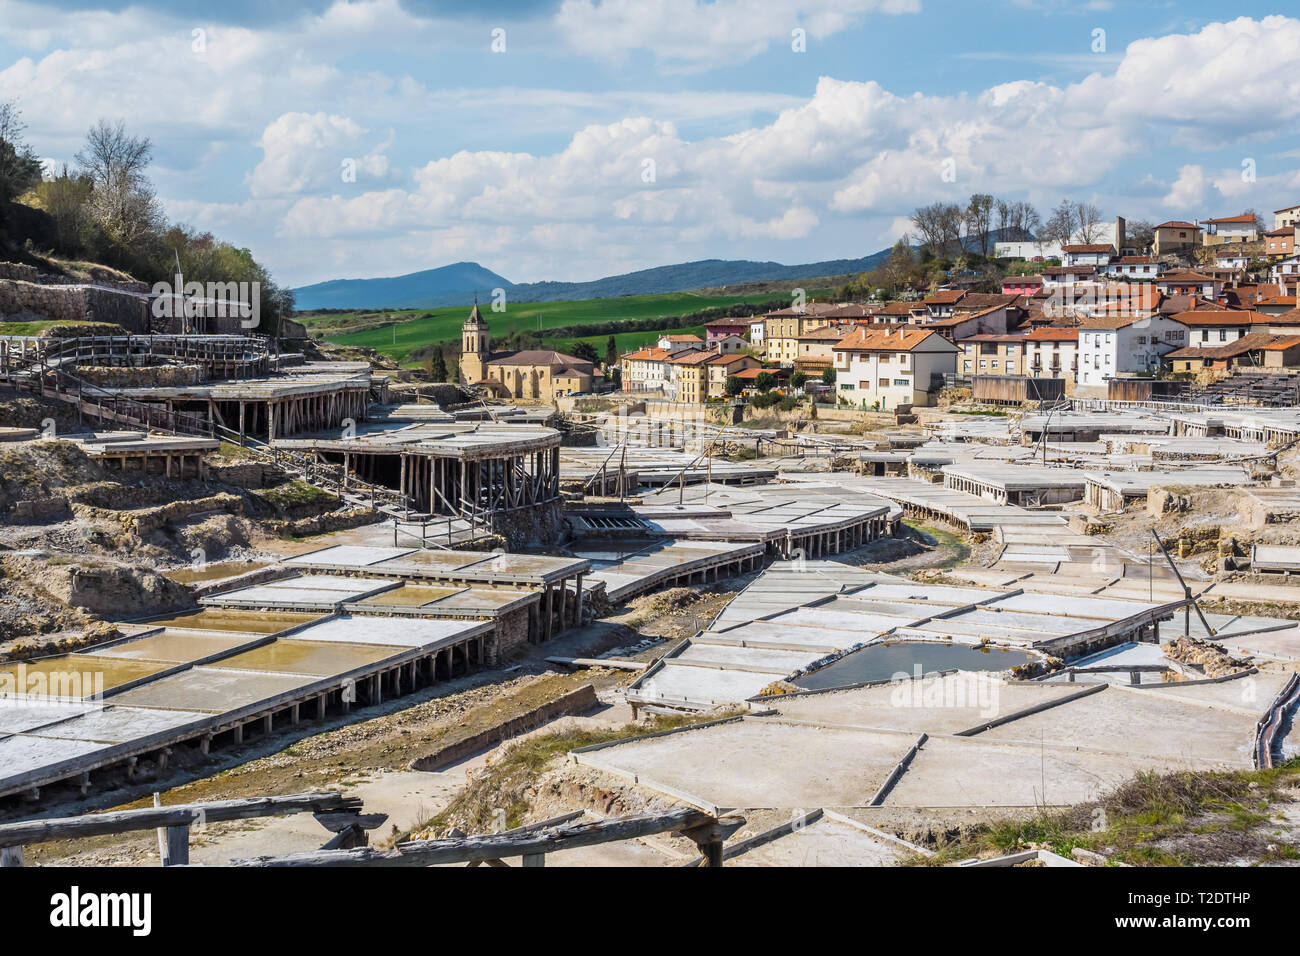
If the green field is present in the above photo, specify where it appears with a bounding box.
[305,290,792,364]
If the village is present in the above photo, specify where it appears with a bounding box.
[605,210,1300,411]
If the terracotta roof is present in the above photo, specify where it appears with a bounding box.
[1168,310,1260,326]
[1266,227,1295,237]
[833,327,955,352]
[1159,271,1221,283]
[957,334,1026,344]
[732,366,783,380]
[1155,221,1201,230]
[486,349,593,367]
[1166,332,1300,360]
[797,325,857,341]
[1060,244,1113,253]
[622,347,669,361]
[1042,265,1097,276]
[667,349,713,365]
[1203,214,1258,224]
[1111,256,1158,265]
[1024,328,1079,341]
[1002,274,1044,284]
[955,293,1020,310]
[1076,315,1166,330]
[1274,205,1300,214]
[763,303,840,318]
[880,301,920,314]
[704,352,752,366]
[661,334,703,343]
[923,290,966,305]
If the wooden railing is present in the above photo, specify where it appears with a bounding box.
[0,791,385,867]
[231,807,744,868]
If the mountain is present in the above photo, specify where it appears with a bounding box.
[290,261,512,311]
[290,249,897,311]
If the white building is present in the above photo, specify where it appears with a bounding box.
[620,346,671,394]
[1102,256,1163,281]
[1074,315,1190,395]
[994,219,1123,261]
[1060,244,1114,268]
[748,319,765,348]
[831,327,959,410]
[1023,328,1080,386]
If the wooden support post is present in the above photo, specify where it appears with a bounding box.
[1,847,25,867]
[163,825,191,867]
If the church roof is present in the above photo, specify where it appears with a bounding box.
[484,349,594,368]
[464,303,489,328]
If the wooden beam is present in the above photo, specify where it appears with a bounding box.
[0,791,362,849]
[231,807,723,867]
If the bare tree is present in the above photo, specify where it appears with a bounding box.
[965,193,994,256]
[910,203,948,255]
[1073,201,1103,243]
[75,119,162,248]
[1045,199,1075,248]
[1125,219,1155,252]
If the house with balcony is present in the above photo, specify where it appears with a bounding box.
[1074,314,1191,396]
[1023,328,1079,386]
[1157,271,1224,298]
[831,327,959,410]
[1201,214,1260,247]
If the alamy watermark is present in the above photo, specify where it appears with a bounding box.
[151,273,260,330]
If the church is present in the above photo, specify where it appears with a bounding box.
[458,303,596,400]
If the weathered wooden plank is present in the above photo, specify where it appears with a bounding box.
[232,807,720,867]
[0,791,361,848]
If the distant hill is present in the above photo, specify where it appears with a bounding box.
[291,249,897,311]
[291,261,513,311]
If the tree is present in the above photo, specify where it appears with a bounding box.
[911,202,963,256]
[1045,199,1075,247]
[0,99,42,204]
[965,193,994,256]
[1073,201,1103,243]
[429,349,449,382]
[1126,219,1155,252]
[604,335,618,368]
[880,236,915,291]
[754,371,776,393]
[724,375,744,397]
[821,367,837,386]
[790,370,807,390]
[75,119,163,255]
[570,341,599,364]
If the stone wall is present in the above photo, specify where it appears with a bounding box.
[74,363,203,387]
[0,279,150,331]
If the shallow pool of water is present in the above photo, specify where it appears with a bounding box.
[794,641,1030,691]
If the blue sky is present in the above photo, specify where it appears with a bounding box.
[3,1,1299,288]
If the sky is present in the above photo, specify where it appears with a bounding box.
[3,0,1300,289]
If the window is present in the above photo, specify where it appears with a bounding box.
[963,360,971,371]
[894,378,910,386]
[878,378,889,388]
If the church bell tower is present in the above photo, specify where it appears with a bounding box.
[460,301,490,384]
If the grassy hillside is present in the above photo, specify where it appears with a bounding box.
[307,290,795,364]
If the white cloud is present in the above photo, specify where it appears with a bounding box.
[248,112,395,198]
[555,0,921,71]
